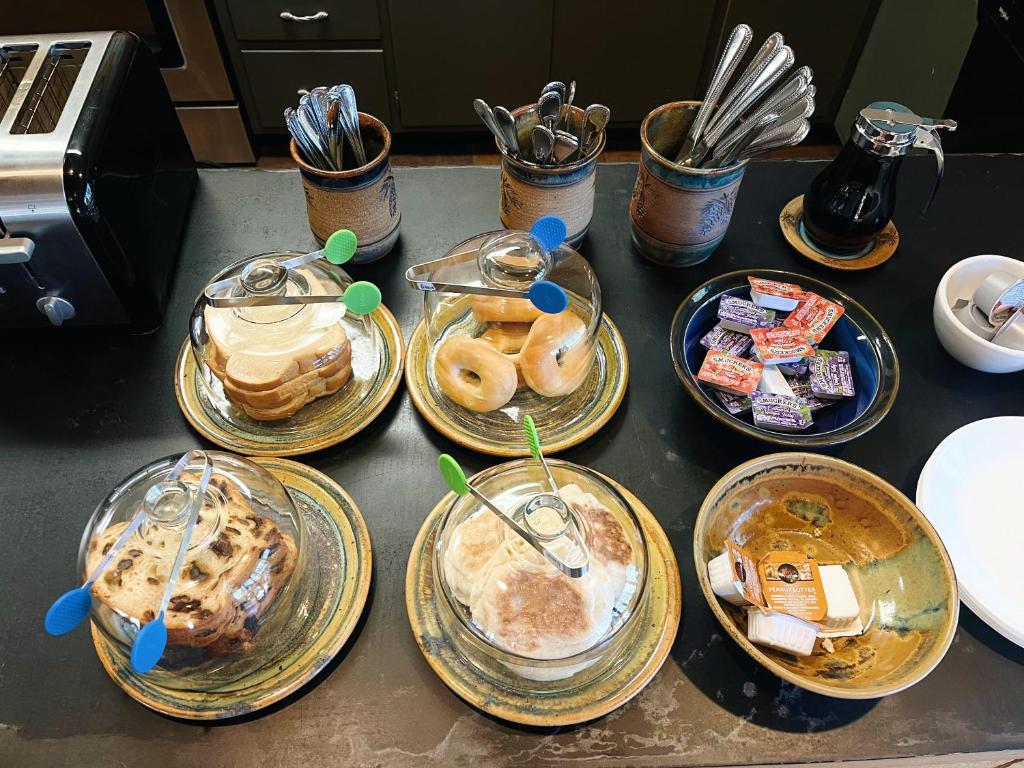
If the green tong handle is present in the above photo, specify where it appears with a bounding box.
[523,416,558,494]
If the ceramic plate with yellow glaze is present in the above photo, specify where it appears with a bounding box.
[694,453,958,699]
[92,458,372,719]
[405,315,628,457]
[175,304,404,456]
[406,478,681,726]
[780,195,898,271]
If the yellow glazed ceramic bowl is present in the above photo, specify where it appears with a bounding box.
[694,453,958,699]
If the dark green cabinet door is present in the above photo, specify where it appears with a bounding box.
[551,0,717,124]
[388,0,555,127]
[721,0,879,122]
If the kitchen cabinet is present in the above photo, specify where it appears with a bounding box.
[241,50,390,130]
[226,0,381,42]
[550,0,718,123]
[721,0,880,122]
[387,0,555,127]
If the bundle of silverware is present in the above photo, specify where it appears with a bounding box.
[676,25,814,169]
[474,81,611,167]
[285,84,368,171]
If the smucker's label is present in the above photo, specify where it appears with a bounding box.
[697,351,764,396]
[784,292,845,344]
[750,327,816,364]
[748,277,808,301]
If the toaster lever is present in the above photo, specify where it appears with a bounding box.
[36,296,76,326]
[0,237,35,264]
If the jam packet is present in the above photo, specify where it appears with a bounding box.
[700,324,754,357]
[714,389,752,415]
[724,540,765,606]
[697,351,764,396]
[809,349,855,399]
[751,391,813,431]
[718,295,777,335]
[757,550,827,622]
[750,327,816,365]
[748,276,808,311]
[783,292,845,344]
[785,375,832,412]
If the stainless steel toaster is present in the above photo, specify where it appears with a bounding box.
[0,31,196,330]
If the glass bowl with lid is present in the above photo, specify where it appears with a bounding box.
[432,457,648,692]
[189,230,383,428]
[407,217,602,420]
[66,450,316,691]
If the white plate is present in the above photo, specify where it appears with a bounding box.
[916,416,1024,648]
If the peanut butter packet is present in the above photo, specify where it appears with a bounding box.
[757,550,826,622]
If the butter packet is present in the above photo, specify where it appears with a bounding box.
[757,550,827,622]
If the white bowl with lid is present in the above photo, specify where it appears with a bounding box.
[933,254,1024,373]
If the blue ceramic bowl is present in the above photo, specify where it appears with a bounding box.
[670,269,899,447]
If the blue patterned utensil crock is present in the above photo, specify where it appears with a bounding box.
[630,101,748,267]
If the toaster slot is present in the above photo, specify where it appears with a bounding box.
[11,42,89,135]
[0,44,37,118]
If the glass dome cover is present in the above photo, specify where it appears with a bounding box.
[74,450,315,691]
[407,217,602,417]
[432,456,648,684]
[190,231,382,425]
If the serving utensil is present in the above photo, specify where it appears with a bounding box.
[679,23,752,159]
[532,123,556,164]
[438,454,588,578]
[538,90,562,131]
[474,98,509,152]
[334,84,367,166]
[493,105,520,156]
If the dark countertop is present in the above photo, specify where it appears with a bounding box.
[2,157,1023,767]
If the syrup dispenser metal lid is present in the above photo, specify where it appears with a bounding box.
[854,101,957,213]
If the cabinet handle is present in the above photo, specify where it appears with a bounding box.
[279,10,329,22]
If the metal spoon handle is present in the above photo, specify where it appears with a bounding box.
[701,45,794,154]
[473,98,508,152]
[493,106,520,156]
[677,23,752,160]
[736,118,810,161]
[711,110,779,166]
[337,85,367,166]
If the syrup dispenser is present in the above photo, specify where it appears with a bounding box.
[802,101,957,253]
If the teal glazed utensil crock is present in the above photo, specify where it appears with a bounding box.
[499,104,604,247]
[631,101,748,267]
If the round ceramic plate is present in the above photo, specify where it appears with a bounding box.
[780,195,898,271]
[670,269,899,447]
[695,453,958,699]
[175,304,404,456]
[406,477,681,726]
[405,315,629,456]
[92,458,372,719]
[917,416,1024,648]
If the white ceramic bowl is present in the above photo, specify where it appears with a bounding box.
[933,254,1024,373]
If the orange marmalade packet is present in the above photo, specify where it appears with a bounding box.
[757,550,827,622]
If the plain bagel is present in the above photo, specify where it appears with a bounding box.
[472,296,544,324]
[435,336,518,412]
[519,311,593,397]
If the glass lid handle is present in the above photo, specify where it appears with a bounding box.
[130,451,213,674]
[438,454,589,578]
[203,229,381,314]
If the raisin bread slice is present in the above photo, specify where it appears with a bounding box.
[86,472,296,651]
